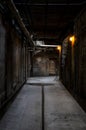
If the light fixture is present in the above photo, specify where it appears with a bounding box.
[56,45,61,51]
[69,35,75,46]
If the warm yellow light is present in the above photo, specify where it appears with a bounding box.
[69,36,75,46]
[56,45,61,51]
[69,37,73,42]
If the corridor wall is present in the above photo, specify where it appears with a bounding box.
[61,8,86,98]
[32,51,59,76]
[74,8,86,98]
[0,11,30,109]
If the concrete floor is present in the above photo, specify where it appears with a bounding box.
[0,76,86,130]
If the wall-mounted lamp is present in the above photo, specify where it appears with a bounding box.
[56,45,61,52]
[69,35,75,46]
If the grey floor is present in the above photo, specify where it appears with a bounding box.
[0,76,86,130]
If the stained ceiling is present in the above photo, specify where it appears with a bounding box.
[13,0,86,45]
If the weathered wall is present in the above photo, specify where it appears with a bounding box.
[0,11,31,109]
[26,50,31,77]
[61,8,86,98]
[61,37,72,90]
[74,9,86,97]
[32,51,59,76]
[0,14,6,103]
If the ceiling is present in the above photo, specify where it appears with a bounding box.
[13,0,86,45]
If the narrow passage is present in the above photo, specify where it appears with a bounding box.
[0,77,86,130]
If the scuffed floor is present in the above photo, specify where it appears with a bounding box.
[0,76,86,130]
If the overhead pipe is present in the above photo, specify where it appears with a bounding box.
[3,0,34,46]
[35,44,59,48]
[15,2,86,6]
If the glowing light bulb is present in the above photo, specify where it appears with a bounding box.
[56,45,61,51]
[69,36,75,46]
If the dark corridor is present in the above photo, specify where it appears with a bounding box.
[0,0,86,130]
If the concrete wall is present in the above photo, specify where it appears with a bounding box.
[0,12,30,109]
[61,8,86,98]
[61,37,72,90]
[0,14,6,102]
[74,8,86,97]
[32,51,59,76]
